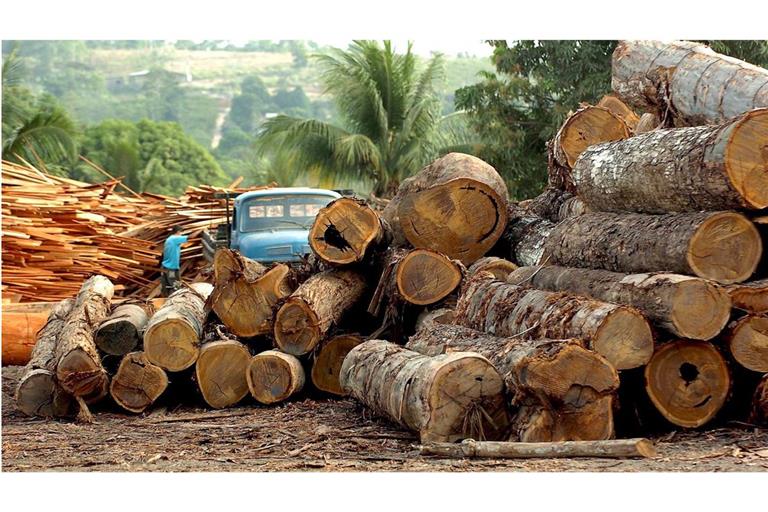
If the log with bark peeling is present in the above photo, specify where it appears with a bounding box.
[109,351,168,413]
[247,350,305,404]
[195,339,251,409]
[507,266,731,341]
[499,205,555,267]
[455,273,654,370]
[726,279,768,314]
[310,334,363,396]
[420,437,657,459]
[95,302,152,356]
[572,108,768,212]
[340,340,510,442]
[724,315,768,373]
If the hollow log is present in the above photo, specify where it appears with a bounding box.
[246,350,305,404]
[553,105,631,170]
[381,152,509,265]
[109,351,168,413]
[274,269,367,356]
[572,109,768,213]
[597,94,640,130]
[752,374,768,425]
[467,257,518,281]
[310,334,363,396]
[726,279,768,314]
[724,315,768,373]
[95,302,152,356]
[195,339,251,409]
[340,339,510,442]
[455,273,654,370]
[15,298,76,417]
[644,340,731,428]
[507,266,731,341]
[545,211,762,285]
[420,437,657,459]
[612,40,768,126]
[55,275,114,402]
[210,249,294,337]
[144,282,213,372]
[309,197,390,265]
[396,249,463,306]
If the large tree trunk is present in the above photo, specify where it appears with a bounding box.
[55,275,114,403]
[109,351,168,413]
[396,249,463,306]
[644,340,731,428]
[246,350,305,404]
[726,278,768,314]
[405,324,618,441]
[544,211,762,285]
[381,152,509,265]
[340,340,510,442]
[553,105,631,170]
[724,315,768,373]
[310,334,363,396]
[571,109,768,212]
[15,298,76,418]
[195,339,251,409]
[210,249,295,337]
[274,269,367,355]
[94,302,152,356]
[507,266,731,341]
[612,40,768,126]
[309,197,390,265]
[455,274,654,370]
[144,282,213,372]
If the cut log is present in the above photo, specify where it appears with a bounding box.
[414,308,455,332]
[381,152,509,265]
[55,275,114,402]
[15,298,76,417]
[396,249,463,306]
[545,211,762,285]
[726,279,768,314]
[556,196,590,221]
[109,351,168,413]
[94,302,152,356]
[274,269,367,356]
[571,109,768,213]
[246,350,305,404]
[455,273,654,370]
[420,437,657,459]
[752,374,768,425]
[500,205,556,267]
[597,94,640,130]
[310,334,363,396]
[644,340,731,428]
[553,105,630,170]
[467,257,518,281]
[612,40,768,126]
[210,249,294,337]
[2,302,55,366]
[195,339,251,409]
[144,282,213,372]
[309,197,390,265]
[524,188,574,223]
[507,266,731,341]
[340,340,510,442]
[634,112,660,134]
[724,315,768,373]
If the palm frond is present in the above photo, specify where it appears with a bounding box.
[3,107,78,165]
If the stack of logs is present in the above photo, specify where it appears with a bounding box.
[14,40,768,444]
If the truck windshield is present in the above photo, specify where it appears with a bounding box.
[240,194,334,232]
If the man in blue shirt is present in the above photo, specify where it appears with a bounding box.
[160,226,189,296]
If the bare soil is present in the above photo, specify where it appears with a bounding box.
[2,366,767,472]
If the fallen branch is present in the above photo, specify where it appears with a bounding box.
[419,438,657,459]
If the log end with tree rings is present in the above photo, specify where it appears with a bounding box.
[466,257,518,281]
[685,212,762,284]
[726,279,768,314]
[247,350,305,404]
[109,352,168,413]
[644,340,731,428]
[396,249,462,305]
[555,396,615,441]
[309,197,384,265]
[726,315,768,373]
[144,316,201,372]
[555,106,630,168]
[273,297,321,356]
[94,303,150,356]
[311,335,363,396]
[56,348,109,403]
[591,306,655,371]
[669,278,732,340]
[195,340,251,409]
[723,108,768,209]
[15,369,76,418]
[596,94,640,129]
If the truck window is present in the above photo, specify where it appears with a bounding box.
[240,194,334,232]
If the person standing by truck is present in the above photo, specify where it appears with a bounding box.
[160,226,188,296]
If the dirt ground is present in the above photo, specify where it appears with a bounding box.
[2,366,767,472]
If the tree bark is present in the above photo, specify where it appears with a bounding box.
[507,266,731,341]
[381,152,509,265]
[109,351,168,413]
[724,315,768,373]
[572,109,768,212]
[309,197,390,265]
[414,308,455,332]
[556,196,591,221]
[455,273,654,370]
[210,249,295,337]
[467,257,518,281]
[15,298,76,418]
[195,339,251,409]
[340,340,510,442]
[55,275,114,402]
[644,340,731,428]
[144,282,213,372]
[726,278,768,314]
[274,269,367,355]
[246,350,305,404]
[310,334,363,396]
[396,249,463,305]
[420,438,657,459]
[553,105,630,169]
[612,40,768,126]
[94,302,152,356]
[500,205,556,267]
[545,211,762,285]
[751,374,768,426]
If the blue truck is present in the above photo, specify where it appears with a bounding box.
[201,187,343,264]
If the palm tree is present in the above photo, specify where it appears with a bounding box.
[255,41,473,196]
